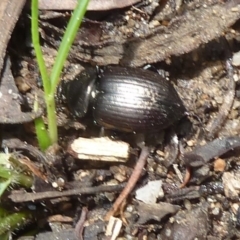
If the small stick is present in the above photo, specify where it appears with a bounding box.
[9,184,125,202]
[75,207,88,240]
[105,147,150,221]
[179,167,191,188]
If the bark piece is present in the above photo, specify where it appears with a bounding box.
[0,58,42,123]
[69,1,240,66]
[0,0,26,73]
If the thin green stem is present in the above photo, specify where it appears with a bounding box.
[50,0,89,91]
[31,0,51,95]
[31,0,58,144]
[45,93,57,144]
[33,99,51,150]
[32,0,89,148]
[34,117,51,150]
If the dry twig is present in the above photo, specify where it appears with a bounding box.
[105,147,150,220]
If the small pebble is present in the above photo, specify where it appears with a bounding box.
[222,172,240,199]
[232,51,240,66]
[187,140,195,147]
[114,173,127,182]
[135,180,163,204]
[214,158,226,172]
[15,76,31,93]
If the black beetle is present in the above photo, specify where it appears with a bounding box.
[60,66,185,133]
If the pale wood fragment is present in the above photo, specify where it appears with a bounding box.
[69,137,130,162]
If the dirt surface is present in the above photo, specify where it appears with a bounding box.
[2,0,240,239]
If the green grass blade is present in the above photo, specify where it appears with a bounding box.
[32,0,89,148]
[31,0,58,145]
[50,0,89,91]
[31,0,51,95]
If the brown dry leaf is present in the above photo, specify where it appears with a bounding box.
[38,0,141,11]
[67,1,240,66]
